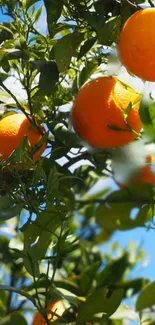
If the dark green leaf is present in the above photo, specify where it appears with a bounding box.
[96,189,151,232]
[44,0,63,37]
[77,287,123,324]
[78,59,98,88]
[77,37,97,60]
[1,312,27,325]
[118,278,149,296]
[0,23,13,43]
[24,0,40,9]
[23,205,61,276]
[53,123,81,148]
[51,84,72,106]
[32,60,59,94]
[139,101,155,141]
[79,262,100,295]
[98,16,121,46]
[96,253,130,287]
[54,30,84,72]
[0,197,23,221]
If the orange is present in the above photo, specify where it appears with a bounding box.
[117,8,155,81]
[135,155,155,185]
[117,155,155,186]
[71,76,142,148]
[0,113,46,167]
[32,301,66,325]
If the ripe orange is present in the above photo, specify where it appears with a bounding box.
[0,113,46,167]
[71,76,142,148]
[117,8,155,81]
[116,155,155,186]
[32,301,66,325]
[135,155,155,185]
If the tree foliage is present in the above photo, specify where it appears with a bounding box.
[0,0,154,325]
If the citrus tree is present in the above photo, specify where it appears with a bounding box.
[0,0,155,324]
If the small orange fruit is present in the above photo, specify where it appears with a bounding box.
[32,301,66,325]
[0,113,46,167]
[117,155,155,186]
[71,76,141,148]
[136,155,155,185]
[117,8,155,81]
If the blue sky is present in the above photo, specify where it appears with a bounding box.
[0,0,155,309]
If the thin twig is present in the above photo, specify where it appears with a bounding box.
[122,0,142,9]
[64,151,91,168]
[6,272,15,314]
[125,0,138,8]
[76,197,154,206]
[0,79,32,122]
[148,0,155,7]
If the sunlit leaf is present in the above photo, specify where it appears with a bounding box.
[77,287,123,323]
[136,281,155,311]
[111,304,140,324]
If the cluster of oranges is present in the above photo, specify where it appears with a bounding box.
[71,8,155,186]
[1,8,155,186]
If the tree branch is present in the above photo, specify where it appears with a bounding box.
[76,196,154,206]
[0,79,32,122]
[148,0,155,7]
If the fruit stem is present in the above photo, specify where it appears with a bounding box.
[148,0,155,7]
[0,79,32,123]
[124,0,142,9]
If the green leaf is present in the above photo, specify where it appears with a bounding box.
[34,5,43,23]
[77,37,97,60]
[96,189,151,232]
[0,72,8,81]
[32,60,59,94]
[53,123,81,148]
[81,11,103,31]
[24,0,40,9]
[78,59,98,88]
[139,101,155,141]
[77,287,123,324]
[0,90,15,105]
[51,84,72,106]
[118,278,149,296]
[0,197,23,221]
[71,59,98,96]
[0,285,36,306]
[44,0,63,37]
[54,280,81,296]
[111,304,140,324]
[1,312,28,325]
[23,205,61,276]
[136,281,155,311]
[79,262,100,295]
[96,253,130,287]
[54,30,84,72]
[0,291,7,315]
[98,16,121,46]
[0,23,13,43]
[46,166,60,198]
